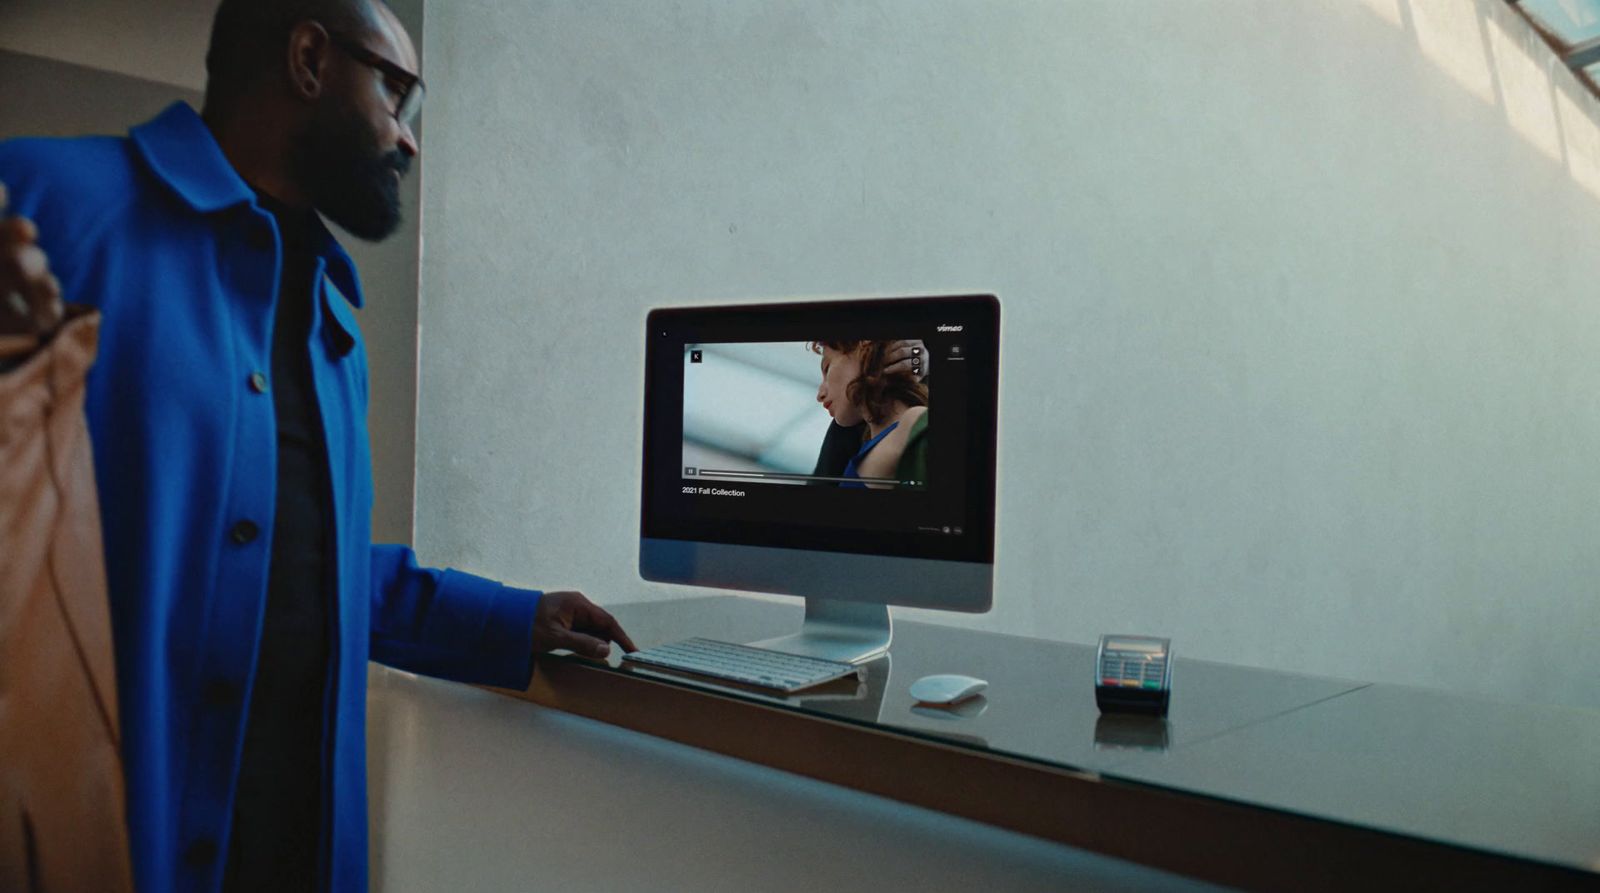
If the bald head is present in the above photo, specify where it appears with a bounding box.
[204,0,387,111]
[366,2,419,78]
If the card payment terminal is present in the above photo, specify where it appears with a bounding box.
[1094,634,1172,716]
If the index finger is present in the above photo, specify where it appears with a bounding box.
[588,605,639,653]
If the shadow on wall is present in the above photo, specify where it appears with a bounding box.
[1361,0,1600,199]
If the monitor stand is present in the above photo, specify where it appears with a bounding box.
[748,598,892,664]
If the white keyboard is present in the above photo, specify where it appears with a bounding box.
[622,637,865,693]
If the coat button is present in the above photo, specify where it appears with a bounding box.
[229,520,259,545]
[248,371,269,394]
[183,838,218,867]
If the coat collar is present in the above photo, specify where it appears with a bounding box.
[130,102,367,310]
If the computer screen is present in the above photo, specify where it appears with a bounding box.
[639,295,999,661]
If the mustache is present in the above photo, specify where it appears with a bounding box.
[381,149,412,179]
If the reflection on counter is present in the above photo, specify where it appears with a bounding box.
[615,652,892,723]
[907,697,991,748]
[1093,714,1171,753]
[911,697,989,722]
[788,653,892,722]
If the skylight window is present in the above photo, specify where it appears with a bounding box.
[1509,0,1600,94]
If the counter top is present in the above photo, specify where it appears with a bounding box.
[492,596,1600,891]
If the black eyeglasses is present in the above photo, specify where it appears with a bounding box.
[328,33,425,127]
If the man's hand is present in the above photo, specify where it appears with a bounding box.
[532,590,639,659]
[0,182,66,338]
[883,339,929,382]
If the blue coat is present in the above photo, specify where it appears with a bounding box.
[0,102,541,893]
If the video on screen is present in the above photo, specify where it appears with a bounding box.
[682,339,931,490]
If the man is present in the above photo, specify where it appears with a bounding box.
[0,1,636,891]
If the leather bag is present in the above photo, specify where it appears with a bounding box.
[0,308,135,892]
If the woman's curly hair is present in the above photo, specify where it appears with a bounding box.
[810,340,928,425]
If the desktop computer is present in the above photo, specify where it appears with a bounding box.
[638,294,1000,674]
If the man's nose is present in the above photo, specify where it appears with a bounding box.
[398,122,420,159]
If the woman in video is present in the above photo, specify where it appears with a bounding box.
[811,340,929,488]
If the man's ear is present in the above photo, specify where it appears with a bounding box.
[286,20,333,101]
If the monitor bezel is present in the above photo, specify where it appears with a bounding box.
[640,294,1000,566]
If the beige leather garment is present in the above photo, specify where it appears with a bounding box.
[0,308,135,893]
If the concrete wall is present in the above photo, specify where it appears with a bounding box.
[414,0,1600,711]
[0,0,216,92]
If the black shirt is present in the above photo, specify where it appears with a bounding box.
[225,192,335,892]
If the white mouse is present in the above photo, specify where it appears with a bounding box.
[909,673,988,705]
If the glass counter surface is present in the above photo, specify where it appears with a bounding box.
[575,596,1600,876]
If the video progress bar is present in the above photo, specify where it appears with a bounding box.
[688,468,908,486]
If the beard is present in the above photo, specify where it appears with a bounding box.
[298,95,410,242]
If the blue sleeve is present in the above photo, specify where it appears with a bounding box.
[0,136,141,308]
[1,139,74,263]
[369,544,541,689]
